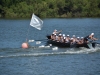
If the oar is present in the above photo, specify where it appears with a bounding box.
[35,39,48,41]
[87,40,94,49]
[87,43,93,49]
[92,40,100,44]
[96,42,100,44]
[29,39,47,42]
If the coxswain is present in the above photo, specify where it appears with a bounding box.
[52,29,62,35]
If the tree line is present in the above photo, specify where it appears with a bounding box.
[0,0,100,18]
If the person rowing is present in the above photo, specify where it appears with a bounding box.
[76,37,82,44]
[72,35,77,43]
[62,34,66,43]
[80,37,84,44]
[51,33,57,41]
[84,33,98,43]
[65,35,70,43]
[57,34,62,42]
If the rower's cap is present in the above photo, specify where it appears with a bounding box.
[91,33,94,35]
[52,33,55,35]
[59,34,62,36]
[73,35,75,37]
[54,29,57,31]
[64,37,66,39]
[81,37,83,39]
[77,37,80,39]
[71,38,73,40]
[54,34,56,36]
[63,34,65,37]
[67,35,69,36]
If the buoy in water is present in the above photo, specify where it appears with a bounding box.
[22,42,29,49]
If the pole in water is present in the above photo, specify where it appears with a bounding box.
[22,42,29,49]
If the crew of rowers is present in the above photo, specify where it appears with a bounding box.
[50,29,98,44]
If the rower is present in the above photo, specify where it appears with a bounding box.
[76,37,81,44]
[89,33,98,41]
[51,33,56,40]
[53,34,57,41]
[62,34,66,43]
[80,37,84,44]
[51,33,54,40]
[57,34,62,42]
[66,35,70,40]
[70,38,75,44]
[84,33,98,43]
[65,35,70,43]
[72,35,77,43]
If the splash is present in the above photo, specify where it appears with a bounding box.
[0,46,100,58]
[66,48,98,54]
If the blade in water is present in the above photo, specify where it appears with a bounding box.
[30,13,43,30]
[87,43,94,49]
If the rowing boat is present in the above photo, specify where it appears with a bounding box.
[46,35,96,48]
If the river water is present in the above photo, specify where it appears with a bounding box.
[0,18,100,75]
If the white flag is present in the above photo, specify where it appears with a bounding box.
[30,13,43,30]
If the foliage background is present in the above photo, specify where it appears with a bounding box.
[0,0,100,18]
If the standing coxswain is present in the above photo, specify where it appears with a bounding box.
[52,29,62,35]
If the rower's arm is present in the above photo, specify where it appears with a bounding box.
[93,37,98,40]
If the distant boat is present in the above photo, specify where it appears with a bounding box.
[46,35,96,49]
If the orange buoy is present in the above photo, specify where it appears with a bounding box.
[22,42,29,49]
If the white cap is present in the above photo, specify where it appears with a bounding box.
[54,34,56,36]
[73,35,75,37]
[64,37,66,39]
[63,34,65,37]
[81,37,83,39]
[77,37,80,39]
[54,29,57,31]
[59,34,62,36]
[52,32,55,34]
[71,38,73,40]
[67,35,69,37]
[91,33,94,35]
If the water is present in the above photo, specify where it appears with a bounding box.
[0,18,100,75]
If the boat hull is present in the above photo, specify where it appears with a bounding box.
[47,40,70,47]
